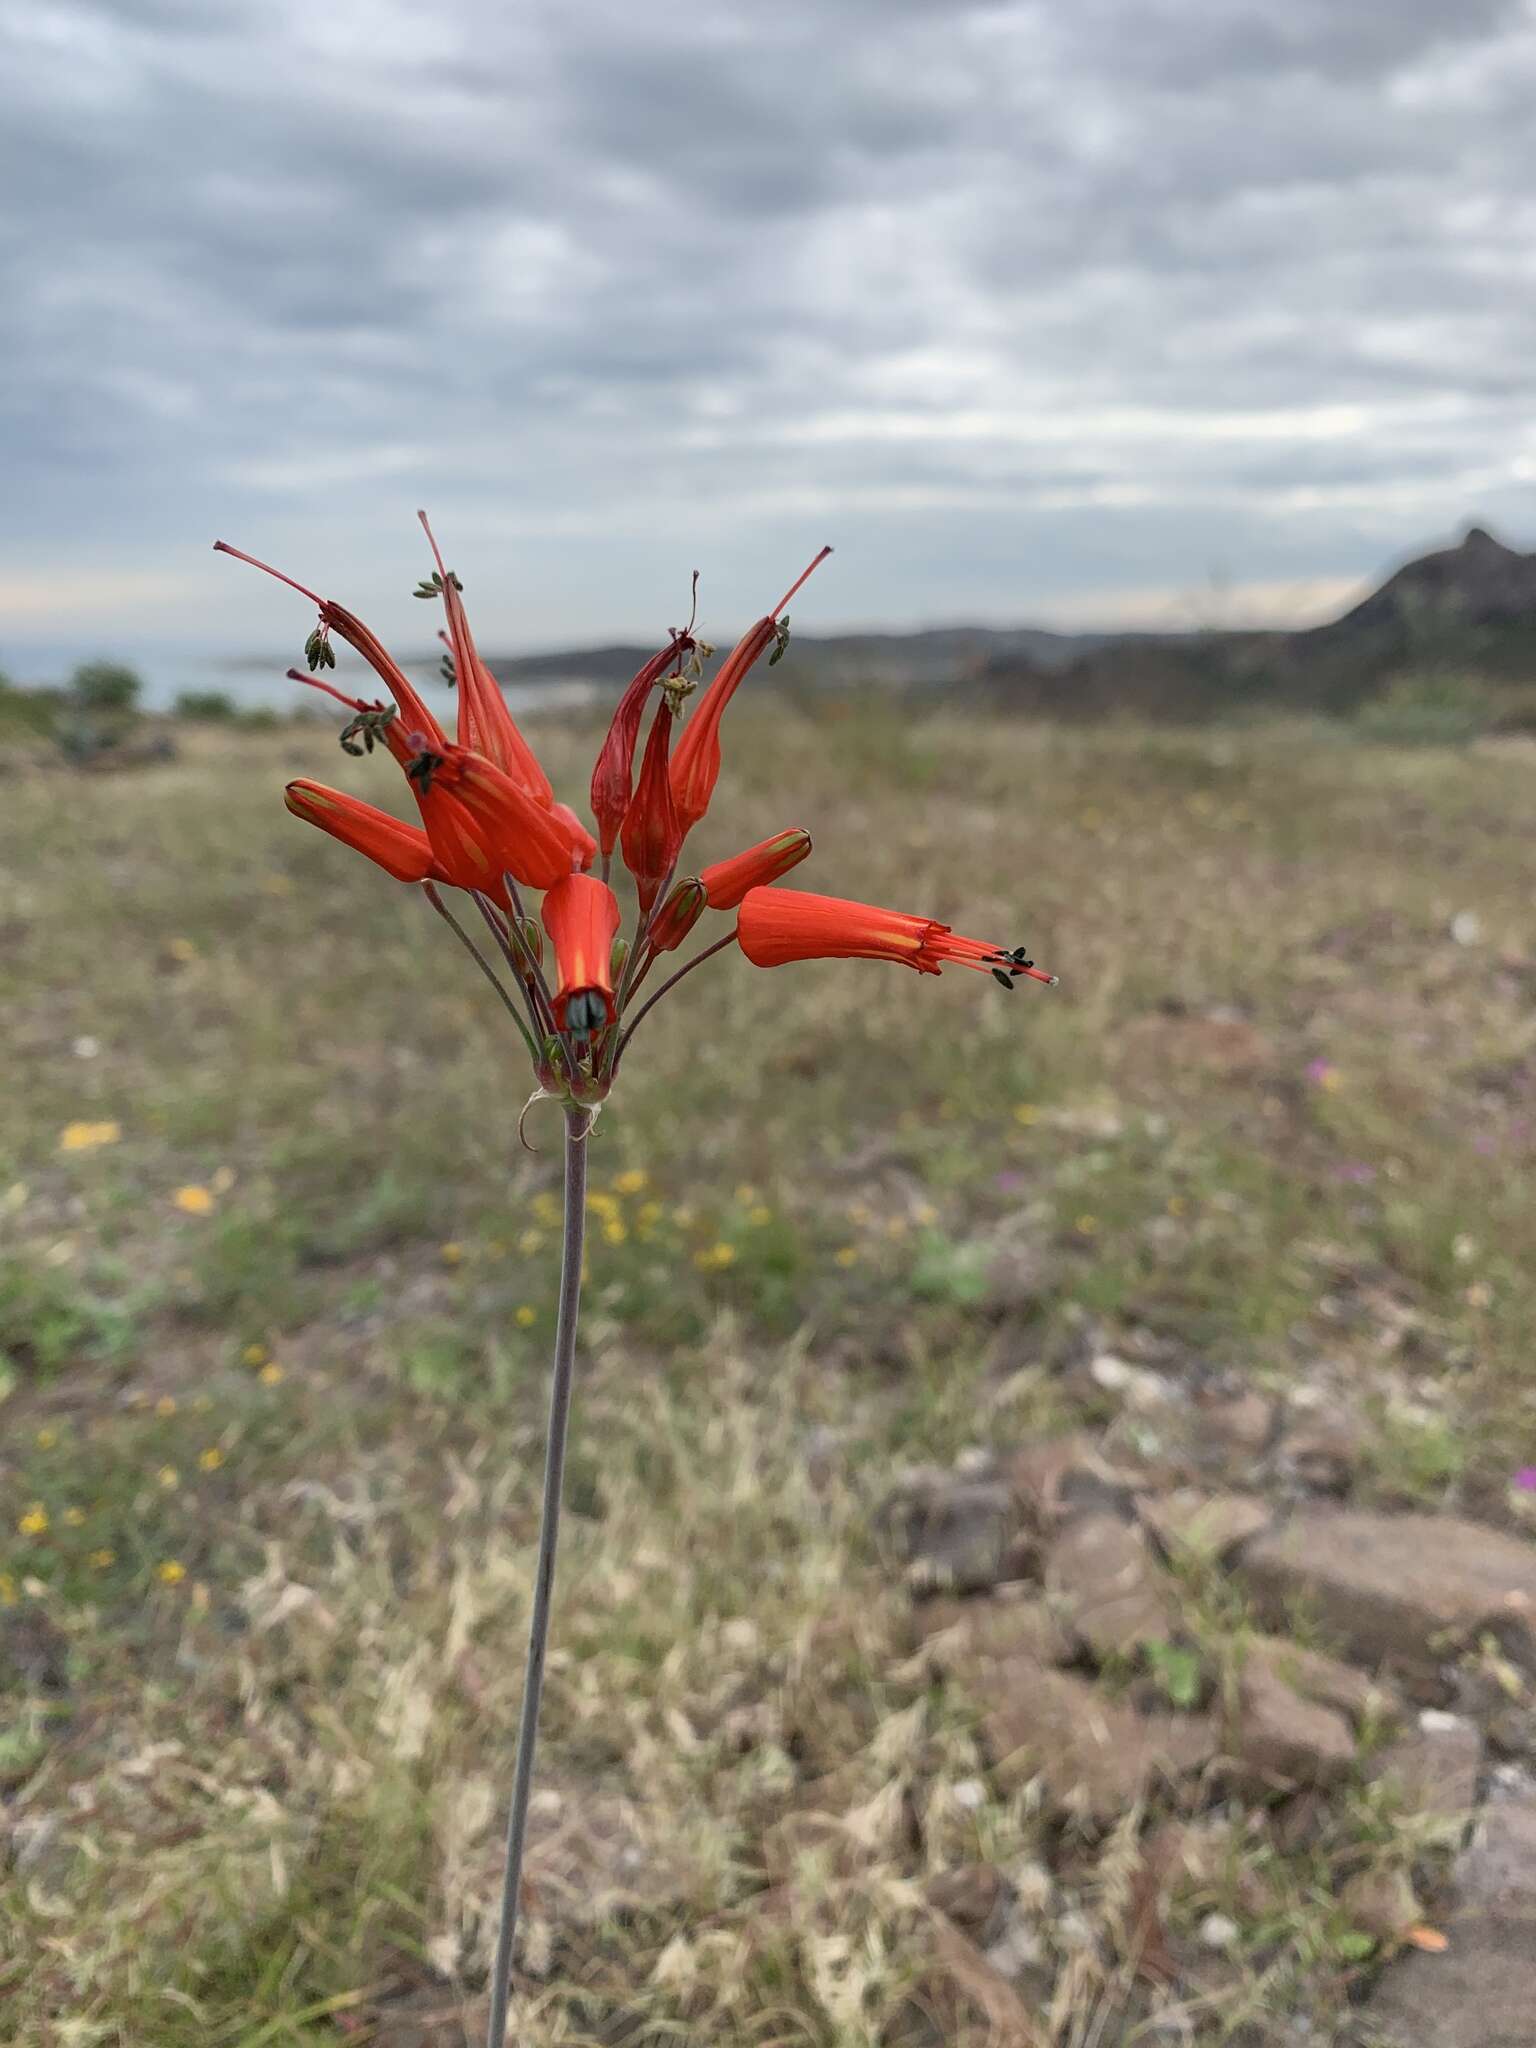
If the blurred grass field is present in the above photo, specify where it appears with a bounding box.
[4,695,1536,2043]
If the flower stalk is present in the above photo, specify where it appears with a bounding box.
[484,1103,590,2048]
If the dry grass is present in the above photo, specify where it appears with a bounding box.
[3,692,1534,2042]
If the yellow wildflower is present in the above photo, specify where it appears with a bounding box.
[834,1246,859,1268]
[156,1560,186,1585]
[694,1242,736,1272]
[59,1119,121,1153]
[748,1205,772,1227]
[637,1201,662,1227]
[613,1169,648,1196]
[155,1395,177,1418]
[515,1305,537,1328]
[602,1218,627,1245]
[440,1241,464,1266]
[167,936,199,962]
[157,1466,179,1490]
[62,1507,85,1527]
[1013,1103,1039,1126]
[35,1428,57,1450]
[1075,1213,1099,1237]
[198,1447,224,1472]
[517,1229,545,1255]
[588,1191,618,1219]
[88,1548,115,1570]
[242,1343,267,1366]
[258,1362,286,1386]
[17,1505,48,1537]
[173,1185,214,1216]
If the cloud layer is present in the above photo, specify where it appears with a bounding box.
[4,0,1535,650]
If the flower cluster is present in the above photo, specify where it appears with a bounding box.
[215,517,1053,1108]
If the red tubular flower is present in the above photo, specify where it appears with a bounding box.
[670,547,831,838]
[541,874,621,1035]
[620,699,682,914]
[284,781,440,884]
[413,746,576,892]
[701,828,812,910]
[550,802,597,873]
[647,877,707,954]
[418,511,554,806]
[736,888,1057,986]
[590,634,694,860]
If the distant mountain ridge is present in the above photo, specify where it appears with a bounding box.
[471,523,1536,705]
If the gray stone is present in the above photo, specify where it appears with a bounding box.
[911,1590,1074,1674]
[977,1658,1215,1823]
[1368,1715,1481,1827]
[1139,1489,1274,1564]
[1233,1660,1356,1788]
[1362,1797,1536,2047]
[1239,1511,1536,1689]
[881,1470,1018,1594]
[1044,1514,1179,1661]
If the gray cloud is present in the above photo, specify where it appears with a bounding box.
[3,0,1535,656]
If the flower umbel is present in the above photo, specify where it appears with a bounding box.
[216,515,1055,2048]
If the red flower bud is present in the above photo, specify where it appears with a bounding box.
[541,874,622,1035]
[619,699,682,914]
[284,781,440,884]
[669,547,830,838]
[590,634,694,860]
[418,511,555,806]
[700,828,812,910]
[647,877,707,954]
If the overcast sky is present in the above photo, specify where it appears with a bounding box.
[4,0,1536,659]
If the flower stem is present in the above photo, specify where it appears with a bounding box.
[611,927,738,1070]
[484,1104,590,2047]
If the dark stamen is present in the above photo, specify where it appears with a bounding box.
[991,967,1015,989]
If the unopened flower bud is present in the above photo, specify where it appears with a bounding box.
[648,877,707,954]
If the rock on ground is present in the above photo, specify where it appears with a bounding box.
[1239,1510,1536,1693]
[1363,1795,1536,2047]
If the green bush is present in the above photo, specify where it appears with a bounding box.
[69,660,144,714]
[174,689,239,722]
[1353,670,1497,746]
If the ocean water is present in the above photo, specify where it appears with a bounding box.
[0,638,602,718]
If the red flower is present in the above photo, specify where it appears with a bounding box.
[619,699,682,915]
[541,874,621,1035]
[223,519,1055,1111]
[700,829,812,910]
[418,512,554,806]
[411,746,576,893]
[285,781,441,884]
[670,547,831,838]
[590,634,694,861]
[736,888,1056,986]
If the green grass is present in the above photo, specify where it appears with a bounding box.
[3,701,1534,2042]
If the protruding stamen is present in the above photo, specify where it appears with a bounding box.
[772,545,833,619]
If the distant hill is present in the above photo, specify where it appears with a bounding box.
[470,521,1536,722]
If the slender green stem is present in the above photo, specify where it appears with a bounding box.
[423,885,540,1063]
[484,1105,590,2048]
[612,927,738,1068]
